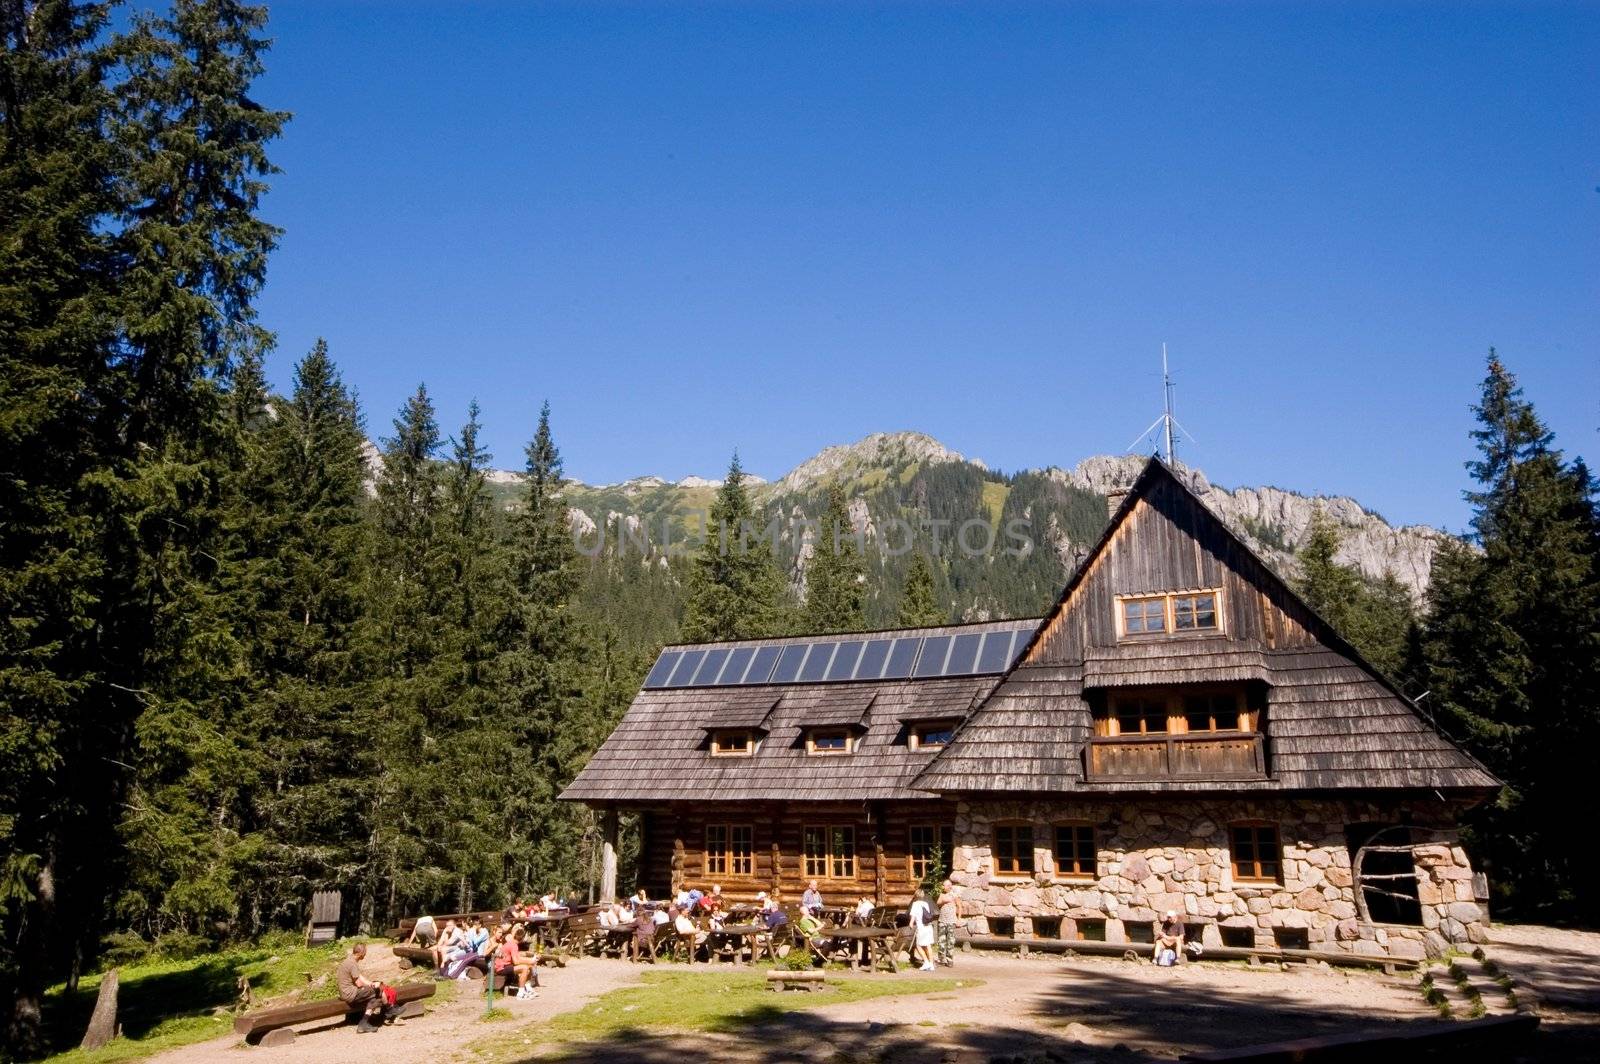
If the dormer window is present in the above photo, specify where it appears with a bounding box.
[1117,589,1221,638]
[909,720,957,750]
[806,728,854,755]
[710,730,756,757]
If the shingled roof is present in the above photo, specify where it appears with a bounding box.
[565,458,1497,806]
[561,620,1029,804]
[913,458,1497,795]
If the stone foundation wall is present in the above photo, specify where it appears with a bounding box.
[949,797,1485,959]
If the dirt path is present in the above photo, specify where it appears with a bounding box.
[144,946,644,1064]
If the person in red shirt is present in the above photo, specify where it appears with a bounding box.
[493,927,540,999]
[696,884,724,915]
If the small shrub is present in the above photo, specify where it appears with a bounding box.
[153,930,210,960]
[99,930,153,970]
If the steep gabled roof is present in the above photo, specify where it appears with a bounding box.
[913,457,1498,795]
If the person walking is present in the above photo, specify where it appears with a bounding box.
[909,890,936,971]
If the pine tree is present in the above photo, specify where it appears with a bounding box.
[804,483,867,633]
[681,453,788,642]
[499,403,590,895]
[896,552,948,627]
[1422,352,1600,917]
[236,340,370,931]
[1293,507,1415,679]
[0,2,121,1043]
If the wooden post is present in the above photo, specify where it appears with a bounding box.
[671,830,686,895]
[600,808,619,904]
[80,969,119,1050]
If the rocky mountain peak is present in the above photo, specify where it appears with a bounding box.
[773,431,974,495]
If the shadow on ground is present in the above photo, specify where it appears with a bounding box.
[494,961,1599,1064]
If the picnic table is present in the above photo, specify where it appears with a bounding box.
[827,926,899,972]
[708,923,771,965]
[521,912,569,950]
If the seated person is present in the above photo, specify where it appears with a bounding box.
[539,891,561,913]
[697,885,723,915]
[762,903,789,930]
[443,918,491,980]
[336,944,390,1032]
[797,911,824,938]
[629,888,650,913]
[801,880,823,917]
[1153,912,1185,967]
[685,887,704,911]
[428,919,460,971]
[672,906,708,948]
[494,928,541,999]
[598,905,618,927]
[853,896,875,925]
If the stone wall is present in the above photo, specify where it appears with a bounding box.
[949,797,1485,959]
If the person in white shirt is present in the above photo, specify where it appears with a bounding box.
[909,890,936,971]
[854,896,875,925]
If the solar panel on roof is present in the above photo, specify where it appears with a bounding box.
[913,635,951,677]
[716,646,756,685]
[742,644,783,684]
[1006,629,1030,666]
[826,640,864,680]
[693,647,730,685]
[799,642,836,682]
[883,637,920,678]
[945,632,983,675]
[976,629,1013,673]
[666,648,706,686]
[771,643,808,683]
[857,638,893,680]
[643,651,681,688]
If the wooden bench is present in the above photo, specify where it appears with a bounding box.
[766,970,825,992]
[392,945,435,969]
[232,982,435,1046]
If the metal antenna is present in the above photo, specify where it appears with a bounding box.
[1162,342,1175,465]
[1124,343,1198,463]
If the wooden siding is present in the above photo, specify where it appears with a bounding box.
[636,801,956,906]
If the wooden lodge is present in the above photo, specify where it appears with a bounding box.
[563,458,1497,958]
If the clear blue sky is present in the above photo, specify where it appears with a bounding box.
[252,1,1598,531]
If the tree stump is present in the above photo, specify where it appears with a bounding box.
[80,968,119,1050]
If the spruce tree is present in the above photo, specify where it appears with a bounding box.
[1422,352,1600,917]
[499,402,589,894]
[237,340,370,930]
[1293,507,1415,679]
[680,453,788,642]
[896,552,948,627]
[804,483,867,632]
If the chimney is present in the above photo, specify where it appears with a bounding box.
[1106,486,1132,519]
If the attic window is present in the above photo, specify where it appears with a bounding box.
[710,730,755,757]
[909,720,957,750]
[1117,589,1222,638]
[806,728,853,755]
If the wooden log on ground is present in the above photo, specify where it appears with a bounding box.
[392,945,435,969]
[1179,1012,1538,1061]
[80,968,119,1050]
[956,935,1419,971]
[232,982,435,1044]
[766,970,826,992]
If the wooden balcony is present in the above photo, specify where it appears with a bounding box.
[1085,732,1267,782]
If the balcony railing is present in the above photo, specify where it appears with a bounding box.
[1085,732,1266,781]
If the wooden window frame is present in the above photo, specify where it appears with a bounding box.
[805,728,854,756]
[1052,822,1097,882]
[1096,685,1257,738]
[710,730,756,757]
[908,823,954,883]
[704,823,756,878]
[1114,588,1224,640]
[802,824,857,880]
[729,824,754,877]
[991,821,1036,879]
[1230,822,1283,884]
[909,720,958,751]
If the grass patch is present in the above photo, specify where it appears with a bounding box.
[40,936,375,1064]
[479,970,975,1059]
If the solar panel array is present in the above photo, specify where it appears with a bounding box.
[642,624,1035,690]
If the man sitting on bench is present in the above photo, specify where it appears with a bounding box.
[336,944,391,1033]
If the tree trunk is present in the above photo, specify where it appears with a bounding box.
[80,969,119,1050]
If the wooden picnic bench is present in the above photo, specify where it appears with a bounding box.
[828,926,899,973]
[232,982,435,1046]
[392,945,435,969]
[707,923,770,965]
